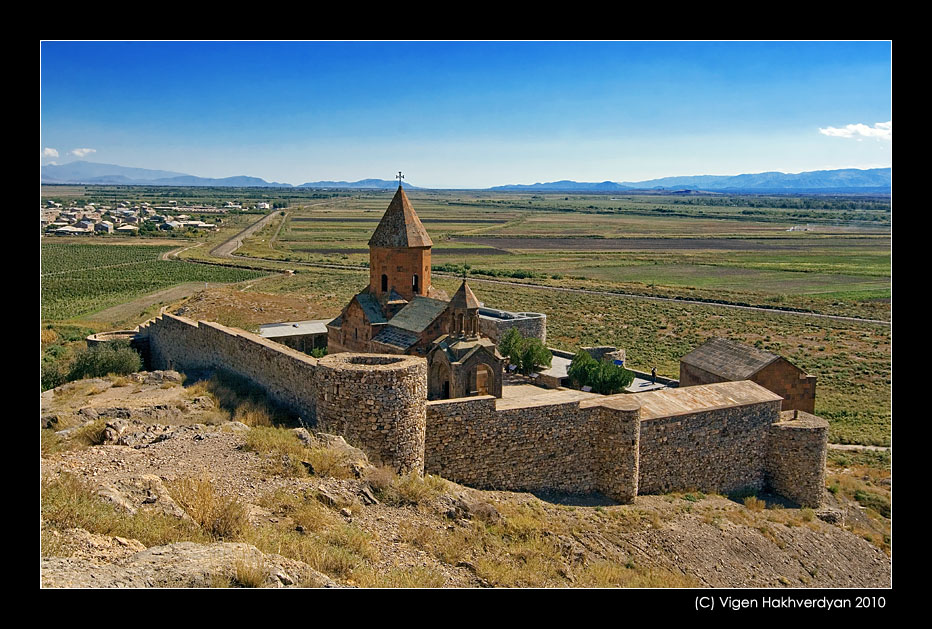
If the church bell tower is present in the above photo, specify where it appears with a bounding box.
[368,177,433,302]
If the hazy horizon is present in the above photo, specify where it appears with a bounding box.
[40,41,892,188]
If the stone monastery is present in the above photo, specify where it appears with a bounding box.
[108,185,831,509]
[326,185,506,400]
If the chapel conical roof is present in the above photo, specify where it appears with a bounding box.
[449,279,480,310]
[368,186,433,248]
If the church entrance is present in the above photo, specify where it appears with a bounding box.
[475,364,492,396]
[428,359,452,400]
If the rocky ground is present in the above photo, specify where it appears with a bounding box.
[40,371,892,589]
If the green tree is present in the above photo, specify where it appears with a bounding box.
[498,328,551,375]
[67,340,142,381]
[568,349,634,394]
[498,328,522,359]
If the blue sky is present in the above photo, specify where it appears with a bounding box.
[40,41,892,188]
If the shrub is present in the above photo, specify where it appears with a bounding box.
[68,340,141,381]
[567,350,634,394]
[498,328,552,375]
[166,475,249,540]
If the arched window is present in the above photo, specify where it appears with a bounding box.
[381,274,388,292]
[412,273,419,293]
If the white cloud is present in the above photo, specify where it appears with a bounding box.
[43,147,59,158]
[70,148,97,157]
[819,121,892,140]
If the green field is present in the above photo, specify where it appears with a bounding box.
[231,190,890,320]
[40,242,266,321]
[41,186,892,448]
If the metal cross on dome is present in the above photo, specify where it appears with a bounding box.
[396,171,404,186]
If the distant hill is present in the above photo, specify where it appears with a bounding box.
[41,161,293,188]
[489,180,630,192]
[492,168,891,193]
[41,162,890,193]
[297,179,420,189]
[621,168,892,192]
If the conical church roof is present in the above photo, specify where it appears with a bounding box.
[368,186,433,248]
[449,279,480,310]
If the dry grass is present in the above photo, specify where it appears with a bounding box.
[366,466,449,506]
[68,419,109,449]
[744,496,766,512]
[232,554,271,588]
[41,473,207,549]
[350,565,447,588]
[165,475,249,540]
[574,560,697,588]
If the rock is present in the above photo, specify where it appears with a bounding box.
[340,508,353,518]
[357,484,380,506]
[221,421,251,433]
[292,428,314,445]
[190,396,215,410]
[41,542,340,588]
[78,407,100,421]
[816,508,845,525]
[94,475,192,521]
[315,488,340,508]
[95,484,138,515]
[101,419,129,444]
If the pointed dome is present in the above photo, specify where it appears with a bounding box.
[449,279,480,310]
[368,186,433,248]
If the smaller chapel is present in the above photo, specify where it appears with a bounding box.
[326,185,505,400]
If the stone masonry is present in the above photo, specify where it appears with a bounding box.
[140,314,828,506]
[766,410,829,508]
[315,353,427,474]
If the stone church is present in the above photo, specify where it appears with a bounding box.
[326,185,506,400]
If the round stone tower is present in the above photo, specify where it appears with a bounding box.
[315,353,427,474]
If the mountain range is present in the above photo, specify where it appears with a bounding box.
[41,161,891,193]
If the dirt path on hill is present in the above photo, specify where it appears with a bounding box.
[79,278,255,327]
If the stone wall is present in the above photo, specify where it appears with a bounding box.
[754,360,817,414]
[315,353,427,474]
[766,410,828,508]
[143,314,319,423]
[637,398,783,496]
[478,308,546,345]
[425,395,639,502]
[140,314,826,507]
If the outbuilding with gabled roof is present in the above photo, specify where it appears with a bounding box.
[679,337,817,413]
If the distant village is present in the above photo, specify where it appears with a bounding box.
[40,200,274,236]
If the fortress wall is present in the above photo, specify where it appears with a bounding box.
[478,310,547,345]
[766,411,828,508]
[425,396,639,501]
[145,314,319,422]
[637,400,782,495]
[584,399,641,503]
[315,354,427,474]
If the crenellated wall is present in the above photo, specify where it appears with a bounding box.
[142,313,320,423]
[637,400,781,495]
[425,394,638,502]
[136,315,828,506]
